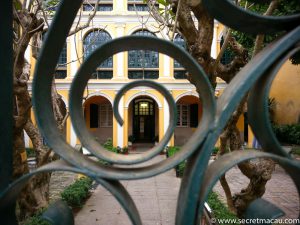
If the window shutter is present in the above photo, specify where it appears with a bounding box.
[90,104,99,128]
[190,104,198,128]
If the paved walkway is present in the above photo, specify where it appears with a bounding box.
[213,163,299,219]
[75,155,181,225]
[75,155,299,225]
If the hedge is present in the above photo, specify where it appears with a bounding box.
[272,124,300,145]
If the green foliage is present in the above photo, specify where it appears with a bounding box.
[102,138,117,153]
[268,98,276,124]
[103,138,113,150]
[212,147,219,155]
[176,162,186,177]
[233,0,300,63]
[98,159,111,166]
[290,51,300,65]
[26,177,93,224]
[207,192,239,224]
[26,148,36,158]
[13,0,22,10]
[166,146,180,157]
[103,138,128,154]
[166,146,220,177]
[61,177,93,208]
[291,147,300,156]
[166,146,186,177]
[272,124,300,145]
[25,216,50,225]
[118,146,129,154]
[24,208,50,225]
[156,0,167,6]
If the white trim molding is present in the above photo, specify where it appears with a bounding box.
[175,91,199,103]
[83,91,113,105]
[125,91,163,108]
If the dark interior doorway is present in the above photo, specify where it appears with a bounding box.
[133,98,155,142]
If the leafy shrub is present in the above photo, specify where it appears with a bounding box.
[25,216,50,225]
[207,192,239,225]
[291,147,300,156]
[102,138,120,154]
[24,208,50,225]
[26,148,36,157]
[118,146,128,154]
[61,177,93,208]
[167,146,220,177]
[166,146,180,157]
[272,124,300,145]
[177,161,186,177]
[166,147,186,177]
[102,138,113,150]
[212,147,219,155]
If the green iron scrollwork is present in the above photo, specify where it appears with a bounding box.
[1,0,300,224]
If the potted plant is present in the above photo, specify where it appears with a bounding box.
[121,147,129,155]
[128,135,135,146]
[153,135,159,146]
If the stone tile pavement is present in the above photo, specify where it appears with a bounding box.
[75,155,181,225]
[213,163,299,219]
[75,155,299,225]
[49,171,77,202]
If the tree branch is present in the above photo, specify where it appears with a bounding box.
[68,0,100,36]
[176,1,198,43]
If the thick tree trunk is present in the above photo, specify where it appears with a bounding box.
[219,98,275,217]
[12,15,52,218]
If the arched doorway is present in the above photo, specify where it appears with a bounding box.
[175,95,202,146]
[84,95,113,144]
[129,96,158,143]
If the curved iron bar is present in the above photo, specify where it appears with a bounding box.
[0,160,142,225]
[176,26,300,225]
[1,0,300,224]
[69,37,215,168]
[71,78,177,165]
[202,0,300,34]
[35,32,216,177]
[248,46,300,158]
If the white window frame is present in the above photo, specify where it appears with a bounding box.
[177,104,190,127]
[99,104,112,127]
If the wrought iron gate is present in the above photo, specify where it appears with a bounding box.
[1,0,300,224]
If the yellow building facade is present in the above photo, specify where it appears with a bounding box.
[25,0,298,150]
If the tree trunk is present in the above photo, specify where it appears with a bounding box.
[13,64,40,220]
[219,98,275,217]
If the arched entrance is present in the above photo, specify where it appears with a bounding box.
[83,95,113,144]
[175,95,202,146]
[129,96,158,143]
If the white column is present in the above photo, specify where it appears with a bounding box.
[114,0,124,12]
[115,23,126,78]
[163,55,171,77]
[24,131,30,148]
[25,46,30,62]
[117,96,124,147]
[69,34,78,77]
[70,123,77,147]
[211,25,218,59]
[164,98,170,146]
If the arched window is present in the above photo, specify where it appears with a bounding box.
[83,30,113,79]
[173,34,187,79]
[52,42,67,79]
[41,33,67,79]
[128,30,159,79]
